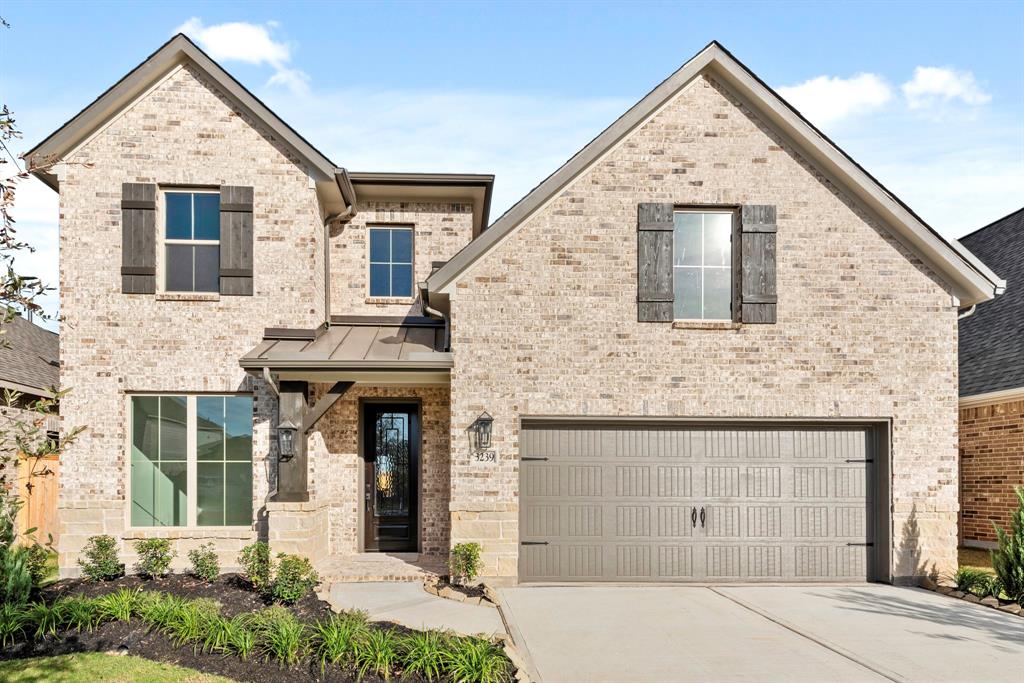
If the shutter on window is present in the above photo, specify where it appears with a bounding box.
[740,204,777,324]
[121,183,156,294]
[637,203,674,322]
[220,186,254,296]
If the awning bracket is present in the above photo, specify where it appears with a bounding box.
[301,381,354,433]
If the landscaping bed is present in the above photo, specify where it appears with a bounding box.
[2,574,514,683]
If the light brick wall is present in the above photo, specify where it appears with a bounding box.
[56,63,324,575]
[959,398,1024,545]
[447,75,960,581]
[329,201,474,317]
[308,384,451,562]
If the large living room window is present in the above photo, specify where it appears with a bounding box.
[130,394,252,528]
[673,210,732,320]
[164,190,220,293]
[368,226,414,298]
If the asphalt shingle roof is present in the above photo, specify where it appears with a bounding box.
[958,208,1024,397]
[0,314,59,395]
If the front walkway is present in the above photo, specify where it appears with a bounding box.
[496,585,1024,683]
[326,582,505,637]
[317,553,446,583]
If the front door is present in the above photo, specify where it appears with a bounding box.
[363,404,419,552]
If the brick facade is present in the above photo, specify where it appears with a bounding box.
[959,398,1024,546]
[447,75,960,581]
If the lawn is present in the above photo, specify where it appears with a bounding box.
[959,546,995,572]
[0,653,234,682]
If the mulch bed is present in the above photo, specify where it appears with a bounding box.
[6,574,430,683]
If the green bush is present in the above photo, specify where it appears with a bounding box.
[271,553,319,605]
[353,627,400,681]
[62,596,101,632]
[165,598,220,649]
[992,485,1024,603]
[250,606,306,667]
[23,543,51,588]
[238,542,272,594]
[0,544,35,605]
[25,601,66,639]
[950,566,989,593]
[134,538,175,579]
[442,636,514,683]
[137,592,187,633]
[449,543,482,586]
[401,629,450,681]
[188,543,220,582]
[0,603,27,647]
[78,535,122,581]
[311,611,370,671]
[94,588,141,623]
[224,614,257,661]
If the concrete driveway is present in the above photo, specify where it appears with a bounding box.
[495,585,1024,683]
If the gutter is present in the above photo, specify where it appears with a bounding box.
[322,169,358,325]
[419,282,451,352]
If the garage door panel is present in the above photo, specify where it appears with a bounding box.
[520,423,875,583]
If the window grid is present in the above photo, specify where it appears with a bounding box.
[673,211,732,321]
[163,191,220,293]
[368,226,414,298]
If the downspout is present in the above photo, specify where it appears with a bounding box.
[324,169,357,327]
[420,284,451,352]
[957,305,977,320]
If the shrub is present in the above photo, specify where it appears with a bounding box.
[449,543,482,586]
[188,543,220,582]
[401,629,450,681]
[62,596,101,632]
[78,535,122,581]
[94,587,141,623]
[0,603,27,647]
[23,543,51,588]
[135,538,175,579]
[271,553,319,604]
[225,614,257,661]
[0,544,34,605]
[992,485,1024,603]
[442,636,513,683]
[239,542,272,594]
[311,611,370,671]
[950,566,989,594]
[25,600,66,639]
[353,628,400,680]
[165,598,220,649]
[250,606,306,668]
[137,592,188,633]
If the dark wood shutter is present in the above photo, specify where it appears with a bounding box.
[740,204,777,324]
[121,183,156,294]
[637,203,675,322]
[219,186,254,296]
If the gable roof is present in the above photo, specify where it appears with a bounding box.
[26,33,355,213]
[958,207,1024,397]
[0,314,59,396]
[425,41,1004,307]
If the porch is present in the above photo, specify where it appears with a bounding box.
[240,316,454,582]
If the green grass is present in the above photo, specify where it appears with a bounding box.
[958,546,995,572]
[0,653,235,682]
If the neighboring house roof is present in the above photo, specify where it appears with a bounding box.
[240,316,451,375]
[26,33,356,216]
[424,41,1004,308]
[958,207,1024,398]
[0,314,59,396]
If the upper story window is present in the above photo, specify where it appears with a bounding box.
[165,191,220,293]
[673,211,733,320]
[368,226,414,298]
[130,394,253,528]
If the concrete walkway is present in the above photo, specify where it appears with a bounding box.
[326,582,505,637]
[496,585,1024,683]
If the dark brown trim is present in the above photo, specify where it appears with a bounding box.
[220,203,253,213]
[121,199,157,210]
[742,294,777,304]
[301,381,353,433]
[120,265,156,276]
[220,268,253,278]
[262,323,328,341]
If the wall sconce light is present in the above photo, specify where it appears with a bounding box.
[469,412,494,451]
[277,419,298,461]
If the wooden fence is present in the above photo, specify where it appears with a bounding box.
[17,454,60,546]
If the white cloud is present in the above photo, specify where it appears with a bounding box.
[175,18,309,95]
[902,66,991,110]
[777,73,892,126]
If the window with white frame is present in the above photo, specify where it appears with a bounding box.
[368,226,414,298]
[673,211,733,320]
[164,191,220,293]
[130,394,253,528]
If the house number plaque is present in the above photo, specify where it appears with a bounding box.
[471,450,497,464]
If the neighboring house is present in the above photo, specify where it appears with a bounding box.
[27,35,1003,584]
[958,207,1023,548]
[0,313,60,488]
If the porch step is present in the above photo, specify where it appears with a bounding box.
[317,553,447,585]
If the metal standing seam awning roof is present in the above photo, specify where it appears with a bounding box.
[239,317,452,382]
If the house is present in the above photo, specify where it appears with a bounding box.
[27,35,1003,584]
[958,207,1023,549]
[0,313,60,487]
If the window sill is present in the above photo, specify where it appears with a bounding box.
[365,297,416,305]
[156,292,221,302]
[122,527,254,540]
[672,320,742,330]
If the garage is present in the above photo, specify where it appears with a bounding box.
[518,421,889,583]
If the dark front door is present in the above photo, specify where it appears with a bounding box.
[363,404,419,552]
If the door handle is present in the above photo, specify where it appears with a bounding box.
[365,489,371,512]
[700,507,706,529]
[691,507,697,528]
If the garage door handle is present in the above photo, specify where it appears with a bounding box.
[691,507,697,528]
[700,507,706,528]
[521,541,549,546]
[521,457,549,461]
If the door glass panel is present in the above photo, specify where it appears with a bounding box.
[374,412,410,517]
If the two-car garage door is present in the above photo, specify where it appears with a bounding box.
[519,422,883,583]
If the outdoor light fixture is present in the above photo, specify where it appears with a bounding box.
[469,411,494,451]
[277,419,298,460]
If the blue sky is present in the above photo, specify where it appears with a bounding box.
[2,1,1022,324]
